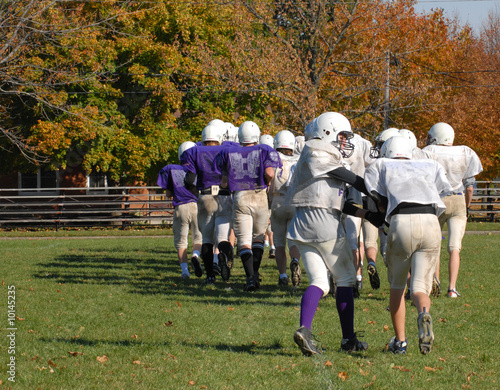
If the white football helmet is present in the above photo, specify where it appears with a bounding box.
[311,112,354,157]
[380,135,412,159]
[294,135,305,155]
[427,122,454,146]
[207,118,226,128]
[178,141,196,160]
[274,130,295,151]
[370,127,400,158]
[399,129,417,149]
[304,118,316,141]
[225,122,239,142]
[238,121,261,144]
[201,122,224,145]
[259,134,275,148]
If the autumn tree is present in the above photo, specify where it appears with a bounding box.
[437,10,500,177]
[0,0,192,183]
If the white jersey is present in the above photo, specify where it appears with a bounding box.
[422,145,483,193]
[343,133,374,176]
[271,152,299,198]
[364,158,453,223]
[412,147,430,160]
[286,139,346,211]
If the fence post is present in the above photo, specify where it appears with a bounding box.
[122,188,130,230]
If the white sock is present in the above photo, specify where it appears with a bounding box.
[264,240,269,247]
[280,273,288,279]
[213,253,218,264]
[180,263,189,273]
[192,250,200,258]
[357,275,362,281]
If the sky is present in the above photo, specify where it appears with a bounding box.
[414,0,500,32]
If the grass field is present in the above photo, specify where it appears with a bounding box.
[0,227,498,389]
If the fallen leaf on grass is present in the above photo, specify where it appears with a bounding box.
[424,366,436,372]
[467,372,477,382]
[393,366,410,372]
[176,301,182,307]
[363,376,376,388]
[324,360,333,367]
[359,368,369,376]
[131,334,138,339]
[96,355,108,363]
[48,360,57,368]
[383,325,390,331]
[438,317,447,323]
[15,316,25,321]
[164,321,173,327]
[438,357,446,362]
[227,307,235,311]
[338,372,348,381]
[188,380,195,385]
[68,351,84,357]
[367,320,376,324]
[133,360,142,365]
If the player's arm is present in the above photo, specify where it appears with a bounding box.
[184,171,198,196]
[463,176,475,208]
[328,166,369,196]
[264,166,275,186]
[342,201,385,227]
[465,186,474,208]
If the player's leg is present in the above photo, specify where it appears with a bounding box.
[363,220,381,290]
[174,204,191,279]
[344,214,363,296]
[385,214,413,353]
[271,202,289,285]
[232,191,257,290]
[214,194,233,281]
[189,202,203,277]
[197,195,218,284]
[409,213,441,354]
[445,195,467,297]
[291,239,327,356]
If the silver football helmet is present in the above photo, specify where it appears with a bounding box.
[427,122,454,146]
[238,121,261,144]
[380,135,412,159]
[311,112,354,158]
[370,127,400,158]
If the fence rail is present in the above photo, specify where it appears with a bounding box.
[468,181,500,222]
[0,181,498,229]
[0,186,173,230]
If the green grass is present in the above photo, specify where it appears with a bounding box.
[0,233,498,389]
[0,221,497,238]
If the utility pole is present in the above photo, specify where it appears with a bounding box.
[384,51,391,130]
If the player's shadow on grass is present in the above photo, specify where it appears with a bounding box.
[188,341,295,357]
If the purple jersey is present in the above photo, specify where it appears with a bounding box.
[157,164,197,206]
[215,144,282,191]
[180,144,231,189]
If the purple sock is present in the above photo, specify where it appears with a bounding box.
[336,286,355,339]
[300,285,324,329]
